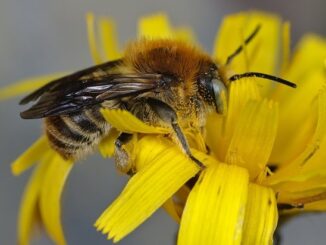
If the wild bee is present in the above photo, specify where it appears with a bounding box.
[20,26,296,170]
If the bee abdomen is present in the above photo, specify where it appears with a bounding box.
[45,109,109,160]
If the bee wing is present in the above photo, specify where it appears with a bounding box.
[19,60,122,105]
[20,76,161,119]
[20,61,163,119]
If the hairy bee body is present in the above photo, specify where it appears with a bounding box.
[45,108,110,159]
[20,39,228,161]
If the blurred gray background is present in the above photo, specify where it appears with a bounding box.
[0,0,325,244]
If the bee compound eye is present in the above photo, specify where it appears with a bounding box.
[211,78,227,115]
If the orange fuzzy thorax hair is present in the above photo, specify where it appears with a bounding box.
[123,39,214,97]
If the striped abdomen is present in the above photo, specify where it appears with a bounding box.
[45,108,110,160]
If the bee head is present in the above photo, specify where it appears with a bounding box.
[197,64,227,115]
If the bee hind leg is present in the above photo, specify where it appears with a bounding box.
[147,98,205,169]
[114,133,135,175]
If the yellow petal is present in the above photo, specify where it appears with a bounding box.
[267,91,326,184]
[270,71,325,165]
[277,189,326,209]
[86,13,103,64]
[17,153,53,245]
[170,186,191,221]
[101,108,169,134]
[98,128,120,158]
[299,91,326,169]
[162,198,181,223]
[304,200,326,211]
[98,18,122,60]
[225,79,261,135]
[12,136,51,176]
[214,12,281,83]
[178,164,249,245]
[272,34,326,99]
[133,136,216,171]
[281,35,326,84]
[95,136,200,242]
[276,177,326,194]
[206,79,260,160]
[133,136,171,170]
[225,99,278,180]
[281,21,291,73]
[270,35,326,164]
[0,73,66,100]
[40,154,73,245]
[138,13,173,38]
[173,27,197,43]
[242,184,278,245]
[184,128,207,152]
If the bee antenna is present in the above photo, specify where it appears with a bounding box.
[225,24,261,66]
[229,72,297,88]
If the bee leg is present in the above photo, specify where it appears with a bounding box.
[114,133,135,175]
[147,98,205,169]
[171,122,205,168]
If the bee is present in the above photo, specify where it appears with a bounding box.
[20,26,296,170]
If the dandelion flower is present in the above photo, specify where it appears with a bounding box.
[1,11,326,245]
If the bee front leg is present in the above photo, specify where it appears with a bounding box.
[114,133,135,175]
[147,98,205,169]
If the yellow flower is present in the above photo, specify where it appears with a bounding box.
[1,11,326,245]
